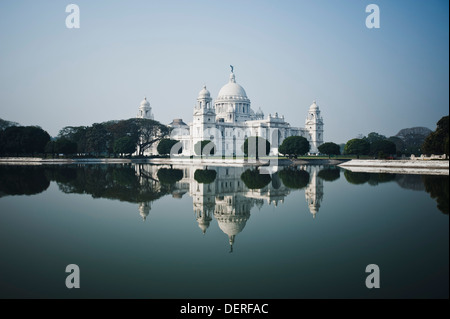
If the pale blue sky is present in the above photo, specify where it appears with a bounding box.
[0,0,448,143]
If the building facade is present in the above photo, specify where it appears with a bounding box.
[139,68,324,156]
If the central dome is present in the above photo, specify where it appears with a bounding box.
[217,73,248,99]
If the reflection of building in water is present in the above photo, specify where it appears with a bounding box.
[133,164,190,222]
[186,165,290,251]
[131,164,325,249]
[302,166,324,219]
[139,202,151,221]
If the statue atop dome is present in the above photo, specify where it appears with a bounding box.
[230,65,234,73]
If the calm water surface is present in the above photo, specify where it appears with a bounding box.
[0,164,448,298]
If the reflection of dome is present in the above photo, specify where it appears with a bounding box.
[198,85,211,98]
[139,202,150,221]
[217,73,248,99]
[217,217,247,237]
[215,212,250,252]
[198,220,211,234]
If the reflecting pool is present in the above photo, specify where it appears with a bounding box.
[0,164,448,298]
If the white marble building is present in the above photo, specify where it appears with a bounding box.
[167,68,324,156]
[137,97,154,120]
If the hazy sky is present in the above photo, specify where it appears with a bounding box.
[0,0,448,143]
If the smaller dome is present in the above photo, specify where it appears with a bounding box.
[309,100,319,110]
[140,97,150,107]
[256,107,264,116]
[198,85,211,98]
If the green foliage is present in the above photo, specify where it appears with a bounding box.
[194,140,216,156]
[49,165,172,203]
[369,140,396,157]
[445,136,449,156]
[242,137,270,158]
[278,136,310,158]
[0,126,50,156]
[157,139,181,155]
[57,118,168,156]
[58,126,88,153]
[240,169,271,189]
[317,167,340,182]
[387,136,405,156]
[135,118,170,156]
[157,168,183,185]
[392,127,432,156]
[318,142,340,157]
[344,138,370,156]
[344,170,396,185]
[0,166,50,195]
[194,169,217,184]
[344,170,371,185]
[422,175,449,214]
[85,123,108,155]
[0,118,19,131]
[422,116,449,155]
[114,136,136,155]
[364,132,387,144]
[278,168,310,189]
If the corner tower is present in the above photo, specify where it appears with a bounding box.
[192,86,216,152]
[137,97,154,120]
[305,101,324,154]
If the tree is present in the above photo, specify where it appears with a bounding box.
[364,132,386,144]
[114,136,136,156]
[194,140,216,156]
[387,136,405,156]
[422,175,449,214]
[157,139,181,156]
[318,142,340,158]
[240,169,272,189]
[242,137,271,159]
[194,169,217,184]
[278,136,310,158]
[344,138,370,157]
[105,119,140,155]
[393,127,431,156]
[135,118,170,156]
[344,170,371,185]
[85,123,108,156]
[422,115,449,156]
[45,140,57,158]
[58,126,88,154]
[157,168,183,185]
[0,166,50,195]
[278,168,310,189]
[0,118,19,131]
[317,168,340,182]
[369,140,396,158]
[0,126,50,156]
[55,138,77,155]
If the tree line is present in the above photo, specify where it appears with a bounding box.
[0,118,169,157]
[0,115,447,158]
